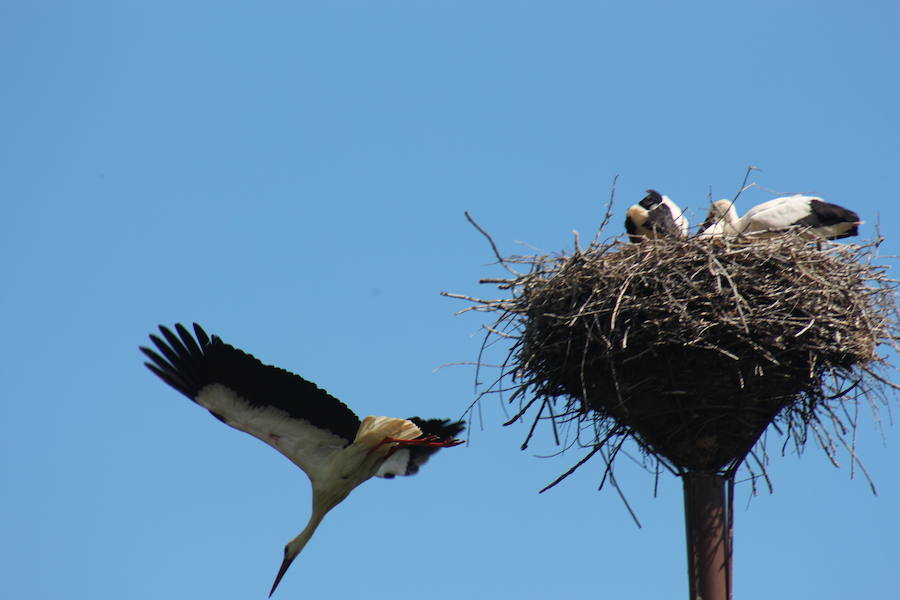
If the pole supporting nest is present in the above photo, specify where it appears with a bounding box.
[683,472,733,600]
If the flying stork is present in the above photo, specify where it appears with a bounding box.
[625,189,690,243]
[697,195,861,240]
[140,323,465,596]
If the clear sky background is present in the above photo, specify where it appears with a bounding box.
[2,2,898,599]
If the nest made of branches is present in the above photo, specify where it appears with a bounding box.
[450,230,899,484]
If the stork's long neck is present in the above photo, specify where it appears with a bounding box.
[289,505,328,556]
[725,209,738,225]
[714,201,741,234]
[292,486,346,551]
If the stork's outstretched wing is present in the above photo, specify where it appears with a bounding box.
[141,323,362,480]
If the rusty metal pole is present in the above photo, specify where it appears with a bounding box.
[683,472,733,600]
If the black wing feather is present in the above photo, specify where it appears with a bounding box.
[796,199,861,239]
[802,199,859,226]
[624,214,638,238]
[801,198,859,225]
[412,417,466,439]
[148,334,184,374]
[192,322,210,347]
[143,355,190,394]
[175,323,204,360]
[645,204,681,237]
[141,323,362,443]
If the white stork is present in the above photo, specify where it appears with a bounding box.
[697,199,741,238]
[625,189,689,243]
[141,323,464,596]
[698,195,861,240]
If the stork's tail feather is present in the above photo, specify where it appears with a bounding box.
[375,417,466,478]
[355,415,422,447]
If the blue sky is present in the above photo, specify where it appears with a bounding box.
[2,2,898,598]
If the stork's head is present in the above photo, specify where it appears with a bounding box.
[710,199,739,223]
[697,199,741,238]
[270,530,333,597]
[268,487,348,597]
[270,542,301,597]
[641,189,664,209]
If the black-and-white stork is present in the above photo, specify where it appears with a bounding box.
[698,195,861,240]
[140,323,464,596]
[698,199,741,238]
[625,189,690,243]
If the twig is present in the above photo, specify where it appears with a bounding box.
[464,211,519,275]
[593,174,619,246]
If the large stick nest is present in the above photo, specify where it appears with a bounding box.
[450,229,899,483]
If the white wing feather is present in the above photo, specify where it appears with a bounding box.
[196,383,349,482]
